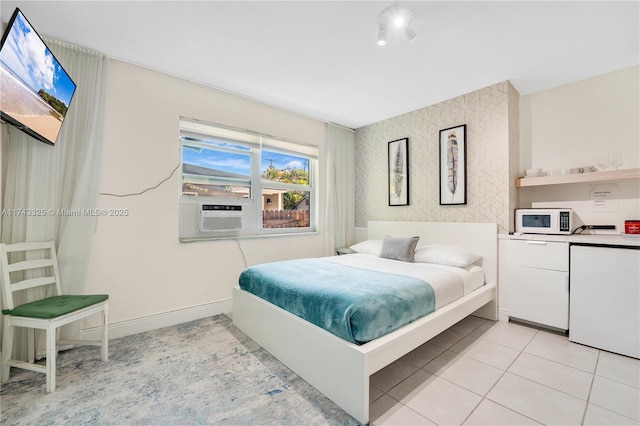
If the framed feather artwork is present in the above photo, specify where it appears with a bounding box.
[388,138,409,206]
[439,125,467,205]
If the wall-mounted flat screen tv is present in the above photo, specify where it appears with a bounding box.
[0,8,76,146]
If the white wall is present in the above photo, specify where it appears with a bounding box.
[519,65,639,173]
[519,65,640,232]
[86,60,328,333]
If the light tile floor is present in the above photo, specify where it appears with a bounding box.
[369,316,640,425]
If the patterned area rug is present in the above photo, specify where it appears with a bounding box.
[0,315,358,425]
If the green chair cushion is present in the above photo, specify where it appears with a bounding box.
[2,295,108,319]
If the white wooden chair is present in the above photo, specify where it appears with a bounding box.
[1,240,108,392]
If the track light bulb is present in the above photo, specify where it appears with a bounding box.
[377,27,388,46]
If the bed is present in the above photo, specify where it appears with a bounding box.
[233,221,497,424]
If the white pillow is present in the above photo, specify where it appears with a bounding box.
[349,239,383,255]
[414,245,481,267]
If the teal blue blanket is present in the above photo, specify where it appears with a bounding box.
[238,258,435,345]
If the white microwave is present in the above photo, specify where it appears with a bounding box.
[515,208,573,235]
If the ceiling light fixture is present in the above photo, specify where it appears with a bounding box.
[376,4,416,46]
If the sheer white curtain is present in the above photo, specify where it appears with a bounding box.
[323,123,356,256]
[0,40,107,360]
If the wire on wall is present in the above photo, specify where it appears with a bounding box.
[235,239,248,269]
[99,164,179,197]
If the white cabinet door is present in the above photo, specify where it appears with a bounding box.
[502,240,569,330]
[570,245,640,358]
[508,267,569,330]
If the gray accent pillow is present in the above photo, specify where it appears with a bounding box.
[378,236,420,262]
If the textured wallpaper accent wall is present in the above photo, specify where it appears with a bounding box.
[355,81,519,234]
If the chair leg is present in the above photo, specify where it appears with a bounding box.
[1,322,14,383]
[45,326,57,393]
[101,305,109,362]
[27,328,35,363]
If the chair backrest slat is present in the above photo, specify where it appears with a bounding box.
[6,258,55,273]
[3,241,52,252]
[1,241,62,311]
[10,276,58,292]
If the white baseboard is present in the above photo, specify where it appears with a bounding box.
[82,298,233,340]
[498,308,509,322]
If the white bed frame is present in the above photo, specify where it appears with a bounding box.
[233,221,497,424]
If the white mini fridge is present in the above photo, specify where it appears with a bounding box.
[569,244,640,358]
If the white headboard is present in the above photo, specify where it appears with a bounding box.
[367,221,498,286]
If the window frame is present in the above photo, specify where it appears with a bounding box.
[179,118,318,240]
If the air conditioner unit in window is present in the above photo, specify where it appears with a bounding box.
[200,204,243,232]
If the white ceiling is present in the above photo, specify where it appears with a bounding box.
[1,1,638,129]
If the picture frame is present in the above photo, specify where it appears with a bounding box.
[439,124,467,205]
[388,138,409,206]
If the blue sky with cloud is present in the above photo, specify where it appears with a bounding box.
[183,145,307,176]
[0,10,76,106]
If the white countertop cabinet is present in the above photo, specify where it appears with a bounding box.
[500,239,569,330]
[500,233,640,356]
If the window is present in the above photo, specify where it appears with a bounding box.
[179,118,317,240]
[181,138,252,198]
[261,150,310,229]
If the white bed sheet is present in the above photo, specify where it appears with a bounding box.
[326,253,485,309]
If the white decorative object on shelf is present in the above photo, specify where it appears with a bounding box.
[597,155,610,171]
[524,168,542,177]
[569,166,595,174]
[610,154,623,170]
